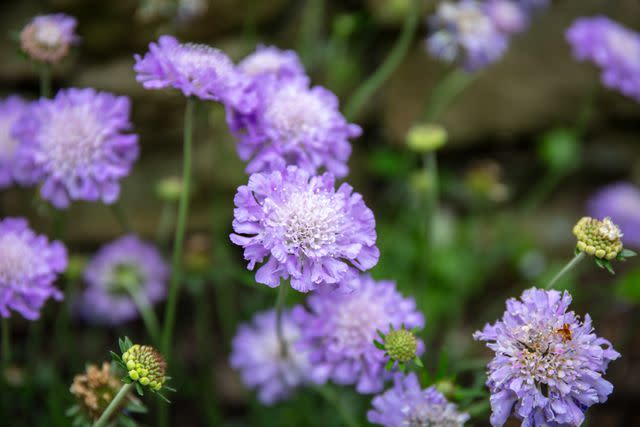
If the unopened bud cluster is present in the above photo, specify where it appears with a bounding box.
[122,345,166,391]
[573,216,623,260]
[384,328,418,363]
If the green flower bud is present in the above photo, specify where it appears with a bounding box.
[155,176,183,203]
[573,217,624,260]
[406,124,447,153]
[122,345,166,391]
[384,328,418,363]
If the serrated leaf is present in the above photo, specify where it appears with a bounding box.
[135,382,144,396]
[414,357,424,368]
[385,359,394,371]
[373,340,385,350]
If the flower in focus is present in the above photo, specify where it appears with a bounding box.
[474,287,620,427]
[230,166,379,292]
[374,324,423,372]
[0,96,29,189]
[122,344,167,390]
[79,235,169,325]
[238,45,306,83]
[0,217,67,319]
[368,373,469,427]
[20,13,78,64]
[573,216,623,260]
[12,88,139,209]
[293,274,424,393]
[230,307,311,405]
[588,182,640,249]
[485,0,529,35]
[566,16,640,102]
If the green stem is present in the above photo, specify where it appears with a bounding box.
[275,284,289,357]
[161,98,195,358]
[520,169,563,213]
[128,287,160,345]
[545,252,586,290]
[344,0,421,121]
[423,68,476,122]
[40,64,51,98]
[2,318,10,371]
[423,152,439,248]
[297,0,325,68]
[93,382,133,427]
[314,385,359,427]
[243,0,258,48]
[156,202,175,248]
[110,203,131,233]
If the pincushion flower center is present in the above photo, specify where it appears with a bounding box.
[35,22,63,47]
[264,88,330,142]
[174,44,232,84]
[599,218,622,241]
[0,234,35,284]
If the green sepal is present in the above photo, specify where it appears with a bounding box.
[574,247,581,256]
[65,405,80,417]
[398,363,407,373]
[110,351,126,370]
[385,359,394,371]
[618,249,637,260]
[373,340,385,350]
[126,401,148,413]
[122,376,133,384]
[119,336,133,354]
[162,385,177,393]
[154,390,171,404]
[595,258,615,274]
[414,357,424,368]
[135,382,144,396]
[376,329,386,340]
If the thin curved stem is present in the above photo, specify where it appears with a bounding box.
[275,284,289,357]
[110,203,131,233]
[40,64,51,98]
[93,382,133,427]
[423,68,476,122]
[128,287,160,345]
[2,318,10,371]
[314,385,360,427]
[422,152,439,257]
[545,252,585,290]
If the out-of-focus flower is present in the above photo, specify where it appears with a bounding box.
[238,45,306,83]
[567,17,640,102]
[485,0,529,35]
[79,235,169,325]
[122,344,167,390]
[230,307,311,405]
[0,96,29,189]
[573,216,623,260]
[368,373,469,426]
[13,88,139,209]
[474,287,620,427]
[464,160,509,203]
[588,182,640,249]
[426,0,508,72]
[0,217,67,319]
[20,13,78,64]
[293,274,424,393]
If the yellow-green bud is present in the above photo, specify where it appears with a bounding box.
[573,217,624,260]
[155,176,183,203]
[406,124,447,153]
[122,344,167,391]
[384,329,418,363]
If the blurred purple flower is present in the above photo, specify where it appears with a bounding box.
[293,275,424,393]
[567,17,640,102]
[368,373,469,426]
[238,45,306,82]
[20,13,79,64]
[230,307,311,405]
[12,88,138,209]
[230,166,379,292]
[0,217,67,320]
[474,287,620,427]
[79,235,169,325]
[588,182,640,249]
[485,0,529,35]
[0,96,29,189]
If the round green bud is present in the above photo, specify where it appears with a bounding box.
[122,344,167,390]
[538,128,580,172]
[384,329,418,363]
[406,124,447,153]
[573,216,624,260]
[155,176,183,202]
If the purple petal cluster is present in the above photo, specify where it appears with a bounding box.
[230,166,379,292]
[293,275,425,393]
[474,287,620,427]
[588,182,640,248]
[79,235,169,325]
[368,373,469,427]
[485,0,529,35]
[230,307,311,405]
[567,17,640,102]
[238,45,306,83]
[0,217,67,320]
[0,96,29,189]
[20,13,78,64]
[12,88,139,209]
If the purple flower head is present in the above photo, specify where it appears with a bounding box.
[474,287,620,427]
[238,45,306,83]
[134,35,256,111]
[79,235,169,325]
[12,88,138,209]
[0,96,29,189]
[567,17,640,102]
[20,13,78,64]
[426,0,509,72]
[230,307,311,405]
[293,275,425,393]
[368,373,470,426]
[0,217,67,320]
[485,0,529,35]
[588,182,640,249]
[230,78,360,178]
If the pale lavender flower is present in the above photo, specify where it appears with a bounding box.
[293,275,425,393]
[567,17,640,102]
[79,235,169,325]
[12,88,138,209]
[230,307,311,405]
[230,166,379,292]
[588,182,640,248]
[20,13,78,64]
[368,373,469,427]
[0,96,29,189]
[474,288,620,427]
[238,45,306,82]
[485,0,529,35]
[0,217,67,319]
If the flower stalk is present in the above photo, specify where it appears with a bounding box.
[545,252,585,290]
[2,318,10,370]
[93,382,133,427]
[275,283,289,357]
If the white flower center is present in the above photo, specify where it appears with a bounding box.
[35,22,64,47]
[0,234,35,285]
[599,217,622,241]
[240,52,286,77]
[332,295,386,352]
[405,402,466,427]
[174,44,234,85]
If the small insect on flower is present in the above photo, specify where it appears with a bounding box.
[556,323,572,342]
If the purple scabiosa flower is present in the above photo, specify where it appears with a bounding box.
[20,13,79,64]
[134,35,255,111]
[426,0,509,72]
[485,0,529,35]
[473,287,620,427]
[368,373,470,426]
[238,45,306,82]
[230,307,311,405]
[79,235,169,325]
[12,88,138,209]
[230,166,379,292]
[588,182,640,249]
[0,217,67,319]
[0,96,29,189]
[567,17,640,102]
[293,275,425,393]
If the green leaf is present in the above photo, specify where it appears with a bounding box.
[135,382,144,396]
[414,357,424,368]
[603,260,615,275]
[376,329,385,340]
[373,340,385,350]
[574,247,581,256]
[154,391,171,404]
[126,402,148,413]
[385,359,394,371]
[122,376,133,384]
[621,249,637,258]
[162,385,177,393]
[594,258,606,269]
[399,363,407,373]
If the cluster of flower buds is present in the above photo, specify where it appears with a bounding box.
[374,324,423,372]
[573,216,636,274]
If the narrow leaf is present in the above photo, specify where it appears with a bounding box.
[373,340,385,350]
[135,382,144,396]
[414,357,424,368]
[385,359,394,371]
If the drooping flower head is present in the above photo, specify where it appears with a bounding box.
[238,45,306,83]
[230,166,379,292]
[485,0,529,35]
[567,17,640,102]
[79,235,169,325]
[588,182,640,248]
[0,96,29,189]
[368,373,470,427]
[12,88,139,209]
[20,13,78,64]
[474,287,620,427]
[230,307,311,405]
[0,217,67,319]
[426,0,509,72]
[293,275,425,393]
[134,35,255,111]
